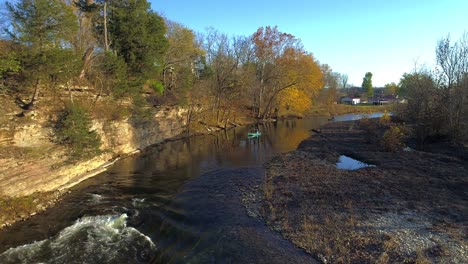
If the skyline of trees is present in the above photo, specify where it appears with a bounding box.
[3,0,460,122]
[0,0,339,121]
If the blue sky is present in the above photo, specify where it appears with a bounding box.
[151,0,467,87]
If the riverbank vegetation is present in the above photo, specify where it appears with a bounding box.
[398,33,468,146]
[0,0,375,161]
[0,0,318,227]
[256,32,468,262]
[0,191,62,228]
[259,119,467,263]
[0,1,333,126]
[241,26,468,263]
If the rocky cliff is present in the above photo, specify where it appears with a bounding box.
[0,107,187,197]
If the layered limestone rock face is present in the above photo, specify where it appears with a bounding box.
[0,107,187,197]
[12,124,52,147]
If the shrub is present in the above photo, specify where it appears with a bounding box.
[359,116,378,143]
[92,100,130,121]
[55,103,101,160]
[379,110,391,127]
[130,94,155,122]
[381,125,405,152]
[148,79,164,95]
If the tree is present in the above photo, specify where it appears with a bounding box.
[109,0,168,90]
[384,82,399,95]
[203,28,242,122]
[362,72,374,97]
[163,20,204,97]
[252,26,322,119]
[277,87,312,114]
[55,102,101,159]
[70,0,100,82]
[5,0,79,108]
[273,48,322,115]
[0,41,20,89]
[399,70,443,145]
[435,33,468,138]
[73,0,109,52]
[92,51,129,98]
[340,73,349,90]
[320,64,339,105]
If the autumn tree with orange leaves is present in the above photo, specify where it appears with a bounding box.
[252,26,323,119]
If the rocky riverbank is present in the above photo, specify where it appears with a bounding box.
[0,106,189,229]
[255,119,468,263]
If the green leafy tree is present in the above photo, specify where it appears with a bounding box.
[92,52,129,97]
[361,72,374,97]
[0,42,21,90]
[0,50,20,78]
[163,20,204,97]
[55,103,101,160]
[5,0,79,108]
[399,71,443,145]
[109,0,168,91]
[384,82,399,95]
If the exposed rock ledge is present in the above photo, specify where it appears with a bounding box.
[0,107,188,197]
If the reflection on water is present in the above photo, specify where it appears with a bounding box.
[336,155,376,170]
[0,116,333,263]
[333,112,387,122]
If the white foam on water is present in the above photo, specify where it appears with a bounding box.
[336,155,376,170]
[0,214,156,264]
[132,198,146,207]
[88,193,104,204]
[403,147,414,152]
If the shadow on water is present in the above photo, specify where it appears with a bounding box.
[0,116,343,263]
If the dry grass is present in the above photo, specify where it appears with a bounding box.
[261,154,400,263]
[91,99,131,121]
[258,120,468,263]
[0,145,59,160]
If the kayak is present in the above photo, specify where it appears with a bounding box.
[248,131,261,138]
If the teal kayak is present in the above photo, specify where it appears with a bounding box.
[248,131,261,138]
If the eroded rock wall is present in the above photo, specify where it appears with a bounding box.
[0,107,187,197]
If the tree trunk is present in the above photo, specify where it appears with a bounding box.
[66,81,74,103]
[257,63,265,119]
[27,79,41,109]
[104,1,109,52]
[260,83,296,119]
[79,47,94,80]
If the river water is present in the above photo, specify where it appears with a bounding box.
[0,114,383,263]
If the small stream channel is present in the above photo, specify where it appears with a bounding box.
[0,113,384,263]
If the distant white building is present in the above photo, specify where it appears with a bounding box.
[341,97,361,105]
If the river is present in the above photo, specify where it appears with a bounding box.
[0,114,384,263]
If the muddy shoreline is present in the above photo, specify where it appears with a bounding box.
[171,167,318,263]
[258,120,468,263]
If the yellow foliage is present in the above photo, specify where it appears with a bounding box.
[276,48,323,98]
[274,49,323,115]
[277,87,312,114]
[381,125,405,152]
[379,110,391,127]
[252,26,323,117]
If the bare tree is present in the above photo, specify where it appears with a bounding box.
[340,73,349,91]
[435,33,468,138]
[203,28,242,123]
